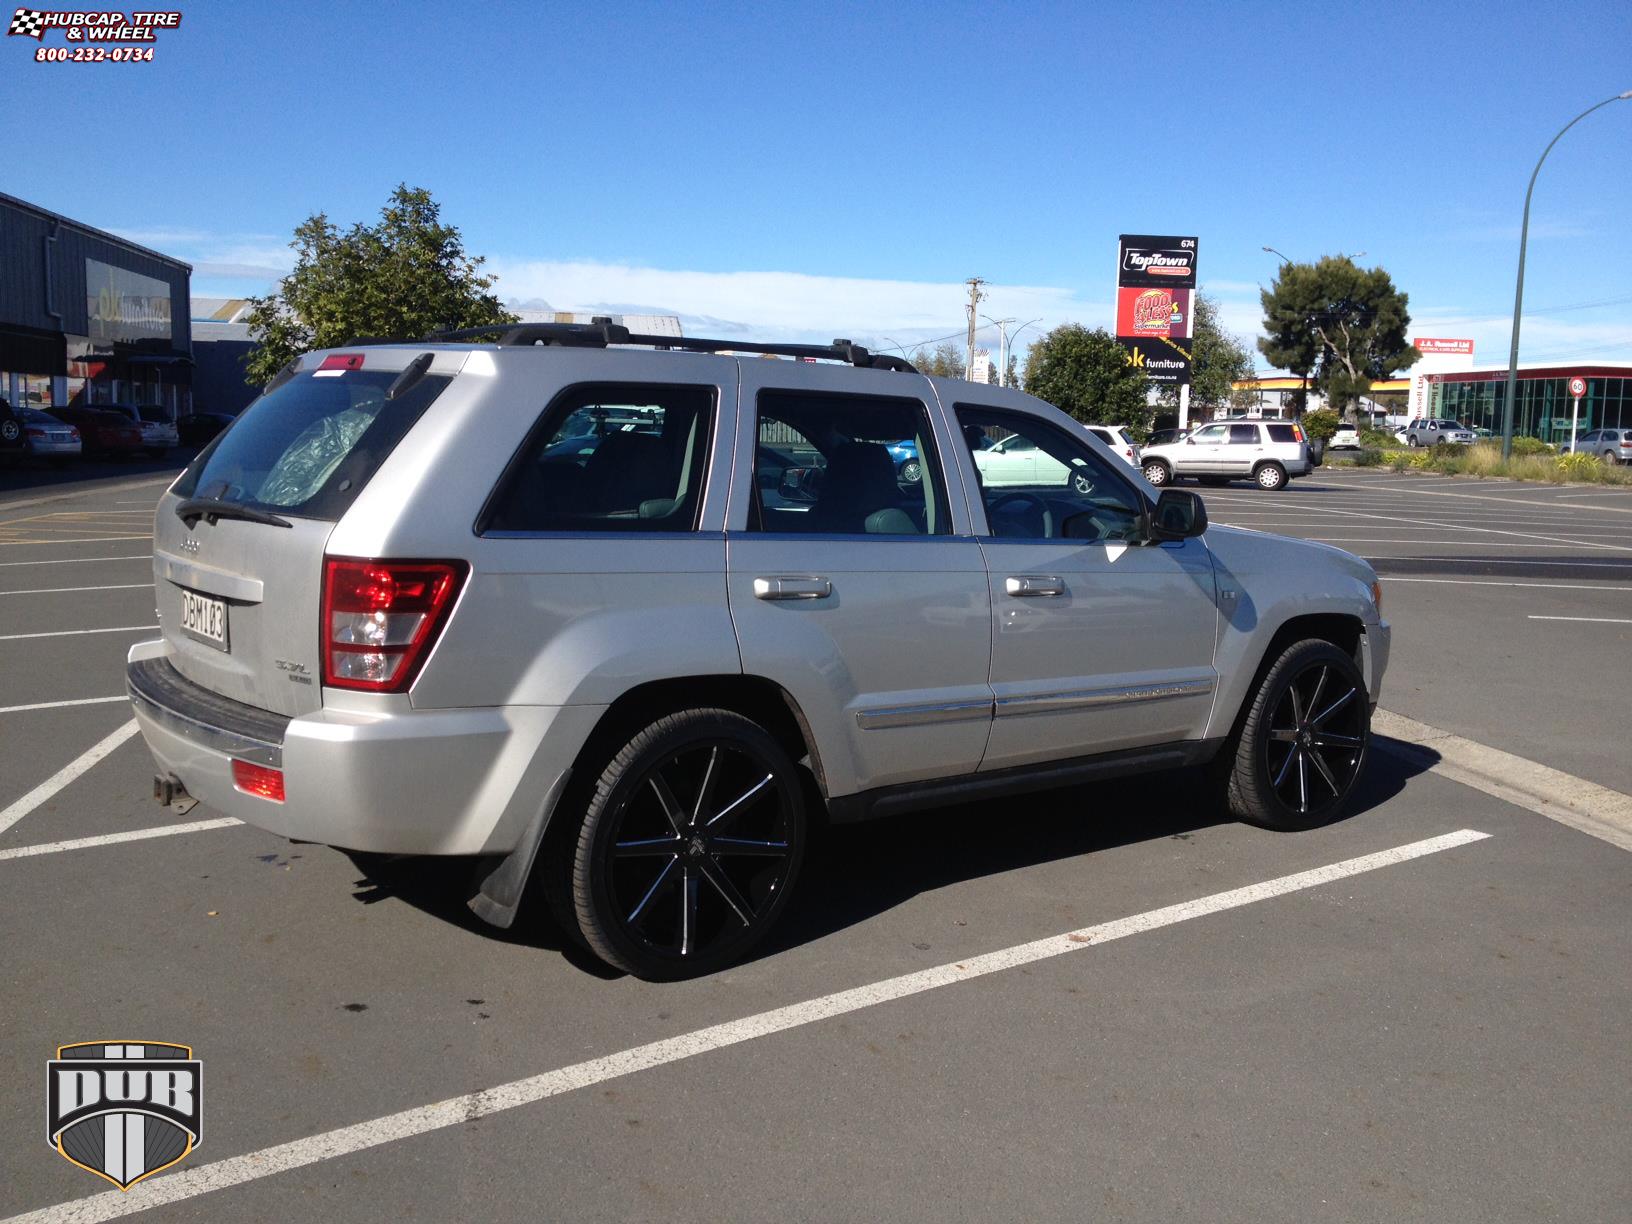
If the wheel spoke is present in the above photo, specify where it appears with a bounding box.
[705,773,774,830]
[679,869,700,956]
[1269,728,1299,743]
[1288,683,1306,727]
[648,772,687,834]
[711,836,790,857]
[1314,731,1364,748]
[1308,746,1343,797]
[627,857,678,925]
[614,835,684,857]
[1311,687,1357,727]
[1307,666,1329,721]
[1296,749,1309,812]
[692,746,720,824]
[1272,745,1299,789]
[698,856,755,926]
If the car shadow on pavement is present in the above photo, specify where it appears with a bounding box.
[335,745,1436,978]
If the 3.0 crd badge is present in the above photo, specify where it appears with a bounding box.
[47,1042,202,1190]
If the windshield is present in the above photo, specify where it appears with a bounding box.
[171,366,450,521]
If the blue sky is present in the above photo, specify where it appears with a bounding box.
[6,0,1630,370]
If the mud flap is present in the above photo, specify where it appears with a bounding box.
[466,769,572,929]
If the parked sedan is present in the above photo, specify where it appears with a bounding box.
[46,406,144,458]
[1561,428,1632,464]
[973,431,1102,494]
[103,403,179,457]
[19,407,81,463]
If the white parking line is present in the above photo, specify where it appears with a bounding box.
[0,696,127,715]
[0,535,154,546]
[0,818,241,860]
[0,583,151,596]
[0,720,140,836]
[1381,577,1632,591]
[1527,615,1632,625]
[0,554,150,567]
[0,625,156,641]
[0,827,1490,1224]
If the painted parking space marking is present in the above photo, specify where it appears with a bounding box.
[0,536,155,547]
[0,696,127,715]
[1527,615,1632,625]
[0,720,140,836]
[0,554,151,568]
[0,828,1491,1224]
[0,584,152,597]
[0,625,157,642]
[1380,576,1632,591]
[0,817,242,861]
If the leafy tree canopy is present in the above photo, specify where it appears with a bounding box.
[243,185,515,386]
[1155,293,1254,414]
[1022,324,1152,437]
[1258,256,1418,416]
[911,342,967,379]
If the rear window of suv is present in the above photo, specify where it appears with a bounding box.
[1265,424,1299,443]
[171,366,451,521]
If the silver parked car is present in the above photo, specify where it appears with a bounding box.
[1139,419,1313,490]
[1560,428,1632,464]
[1405,418,1476,447]
[128,325,1390,979]
[18,406,82,462]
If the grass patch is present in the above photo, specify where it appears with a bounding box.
[1383,442,1632,485]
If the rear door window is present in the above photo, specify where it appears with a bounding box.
[1228,424,1260,444]
[1265,423,1298,443]
[481,384,715,534]
[171,365,451,521]
[751,392,949,536]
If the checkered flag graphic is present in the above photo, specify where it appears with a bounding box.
[8,7,47,38]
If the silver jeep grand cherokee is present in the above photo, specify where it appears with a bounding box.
[129,323,1389,980]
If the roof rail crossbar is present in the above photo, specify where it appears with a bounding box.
[413,321,918,371]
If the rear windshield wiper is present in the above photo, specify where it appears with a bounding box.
[174,498,293,529]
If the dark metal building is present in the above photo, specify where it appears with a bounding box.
[0,192,192,417]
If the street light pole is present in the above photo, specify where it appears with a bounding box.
[981,315,1016,385]
[1501,90,1631,460]
[1262,246,1310,419]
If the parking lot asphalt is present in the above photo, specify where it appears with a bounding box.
[2,469,1629,1223]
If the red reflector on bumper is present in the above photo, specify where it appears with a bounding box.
[232,759,285,802]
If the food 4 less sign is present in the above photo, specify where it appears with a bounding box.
[1116,234,1197,386]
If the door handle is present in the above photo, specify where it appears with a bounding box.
[753,575,832,601]
[1004,575,1065,597]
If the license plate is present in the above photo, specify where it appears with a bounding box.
[179,588,228,651]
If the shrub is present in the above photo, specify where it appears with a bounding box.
[1359,428,1400,449]
[1511,436,1552,457]
[1556,451,1603,479]
[1300,409,1340,442]
[1430,441,1469,457]
[1352,448,1386,467]
[1405,450,1435,469]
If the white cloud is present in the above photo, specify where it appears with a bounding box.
[489,258,1112,354]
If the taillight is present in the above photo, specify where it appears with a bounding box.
[316,353,365,376]
[26,427,44,438]
[232,759,285,802]
[321,557,467,692]
[67,427,80,439]
[1292,425,1305,442]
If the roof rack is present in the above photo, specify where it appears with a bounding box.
[420,318,918,372]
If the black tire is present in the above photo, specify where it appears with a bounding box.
[1253,462,1288,491]
[568,708,806,980]
[1223,639,1370,831]
[1142,459,1171,487]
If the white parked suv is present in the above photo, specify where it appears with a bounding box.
[128,324,1389,979]
[1139,419,1313,491]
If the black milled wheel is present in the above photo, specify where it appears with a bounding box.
[569,709,806,980]
[1224,639,1369,831]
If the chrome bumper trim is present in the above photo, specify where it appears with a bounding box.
[994,678,1215,719]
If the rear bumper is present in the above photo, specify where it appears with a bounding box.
[126,640,602,855]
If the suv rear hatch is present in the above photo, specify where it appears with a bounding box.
[152,351,455,717]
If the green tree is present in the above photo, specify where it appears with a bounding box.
[1021,324,1151,437]
[1259,256,1419,418]
[911,341,967,379]
[1155,293,1254,416]
[244,185,515,386]
[1003,352,1020,390]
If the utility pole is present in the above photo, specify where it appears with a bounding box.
[964,278,986,380]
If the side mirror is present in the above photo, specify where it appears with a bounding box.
[1146,488,1208,542]
[1184,436,1196,444]
[779,466,820,502]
